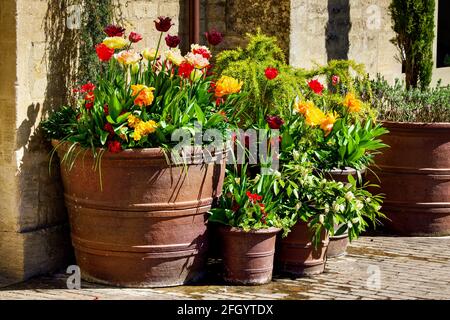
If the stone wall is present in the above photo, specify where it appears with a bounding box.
[289,0,449,85]
[290,0,401,82]
[0,0,181,286]
[199,0,291,59]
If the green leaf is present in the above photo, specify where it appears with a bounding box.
[194,103,205,125]
[99,130,109,146]
[109,91,122,121]
[116,112,131,124]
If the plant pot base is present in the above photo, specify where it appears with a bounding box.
[277,261,326,277]
[327,234,349,258]
[80,270,207,288]
[221,227,280,286]
[223,276,272,286]
[276,221,329,277]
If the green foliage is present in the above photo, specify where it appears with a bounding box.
[389,0,435,89]
[279,81,388,171]
[41,106,78,139]
[215,31,306,127]
[41,26,244,155]
[275,156,385,246]
[77,0,119,85]
[314,119,389,171]
[209,165,284,231]
[305,60,368,91]
[369,75,450,122]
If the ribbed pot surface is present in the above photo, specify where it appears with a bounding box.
[220,226,280,285]
[371,121,450,236]
[276,221,329,276]
[53,140,226,287]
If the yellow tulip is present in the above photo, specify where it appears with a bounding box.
[131,84,155,107]
[215,75,243,97]
[103,37,129,49]
[343,92,362,113]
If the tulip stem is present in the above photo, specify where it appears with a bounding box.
[152,32,163,69]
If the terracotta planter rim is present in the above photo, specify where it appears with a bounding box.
[381,120,450,129]
[51,139,228,160]
[219,225,281,235]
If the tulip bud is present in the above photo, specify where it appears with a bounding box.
[319,214,325,224]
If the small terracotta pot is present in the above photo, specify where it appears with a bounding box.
[52,140,226,287]
[325,167,364,258]
[220,226,281,285]
[276,221,329,276]
[370,121,450,236]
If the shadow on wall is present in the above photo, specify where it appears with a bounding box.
[12,0,79,278]
[326,0,351,61]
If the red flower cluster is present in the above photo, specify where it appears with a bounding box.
[165,34,181,48]
[215,97,224,107]
[154,16,173,32]
[107,140,122,153]
[103,104,109,114]
[78,82,96,110]
[245,191,268,224]
[266,115,284,129]
[103,123,115,138]
[95,43,114,62]
[204,29,223,46]
[308,79,324,95]
[104,25,125,37]
[128,32,143,43]
[246,191,262,204]
[264,67,278,80]
[178,62,194,78]
[192,47,212,59]
[332,75,340,86]
[80,82,96,93]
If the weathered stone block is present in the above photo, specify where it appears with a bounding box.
[0,224,73,285]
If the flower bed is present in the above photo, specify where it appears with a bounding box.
[42,26,388,286]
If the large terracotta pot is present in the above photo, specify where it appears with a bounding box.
[220,226,280,285]
[371,121,450,236]
[52,140,226,287]
[276,221,329,276]
[325,167,364,258]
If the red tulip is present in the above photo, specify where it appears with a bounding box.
[95,43,114,62]
[178,62,194,78]
[128,32,143,43]
[165,34,181,48]
[104,25,125,37]
[107,141,122,153]
[264,67,278,80]
[204,29,223,46]
[308,79,324,95]
[266,115,284,129]
[332,75,340,86]
[154,16,173,32]
[103,123,115,135]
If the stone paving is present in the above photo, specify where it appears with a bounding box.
[1,235,450,300]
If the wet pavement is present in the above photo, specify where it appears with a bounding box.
[1,235,450,300]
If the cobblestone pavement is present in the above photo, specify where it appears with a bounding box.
[1,236,450,300]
